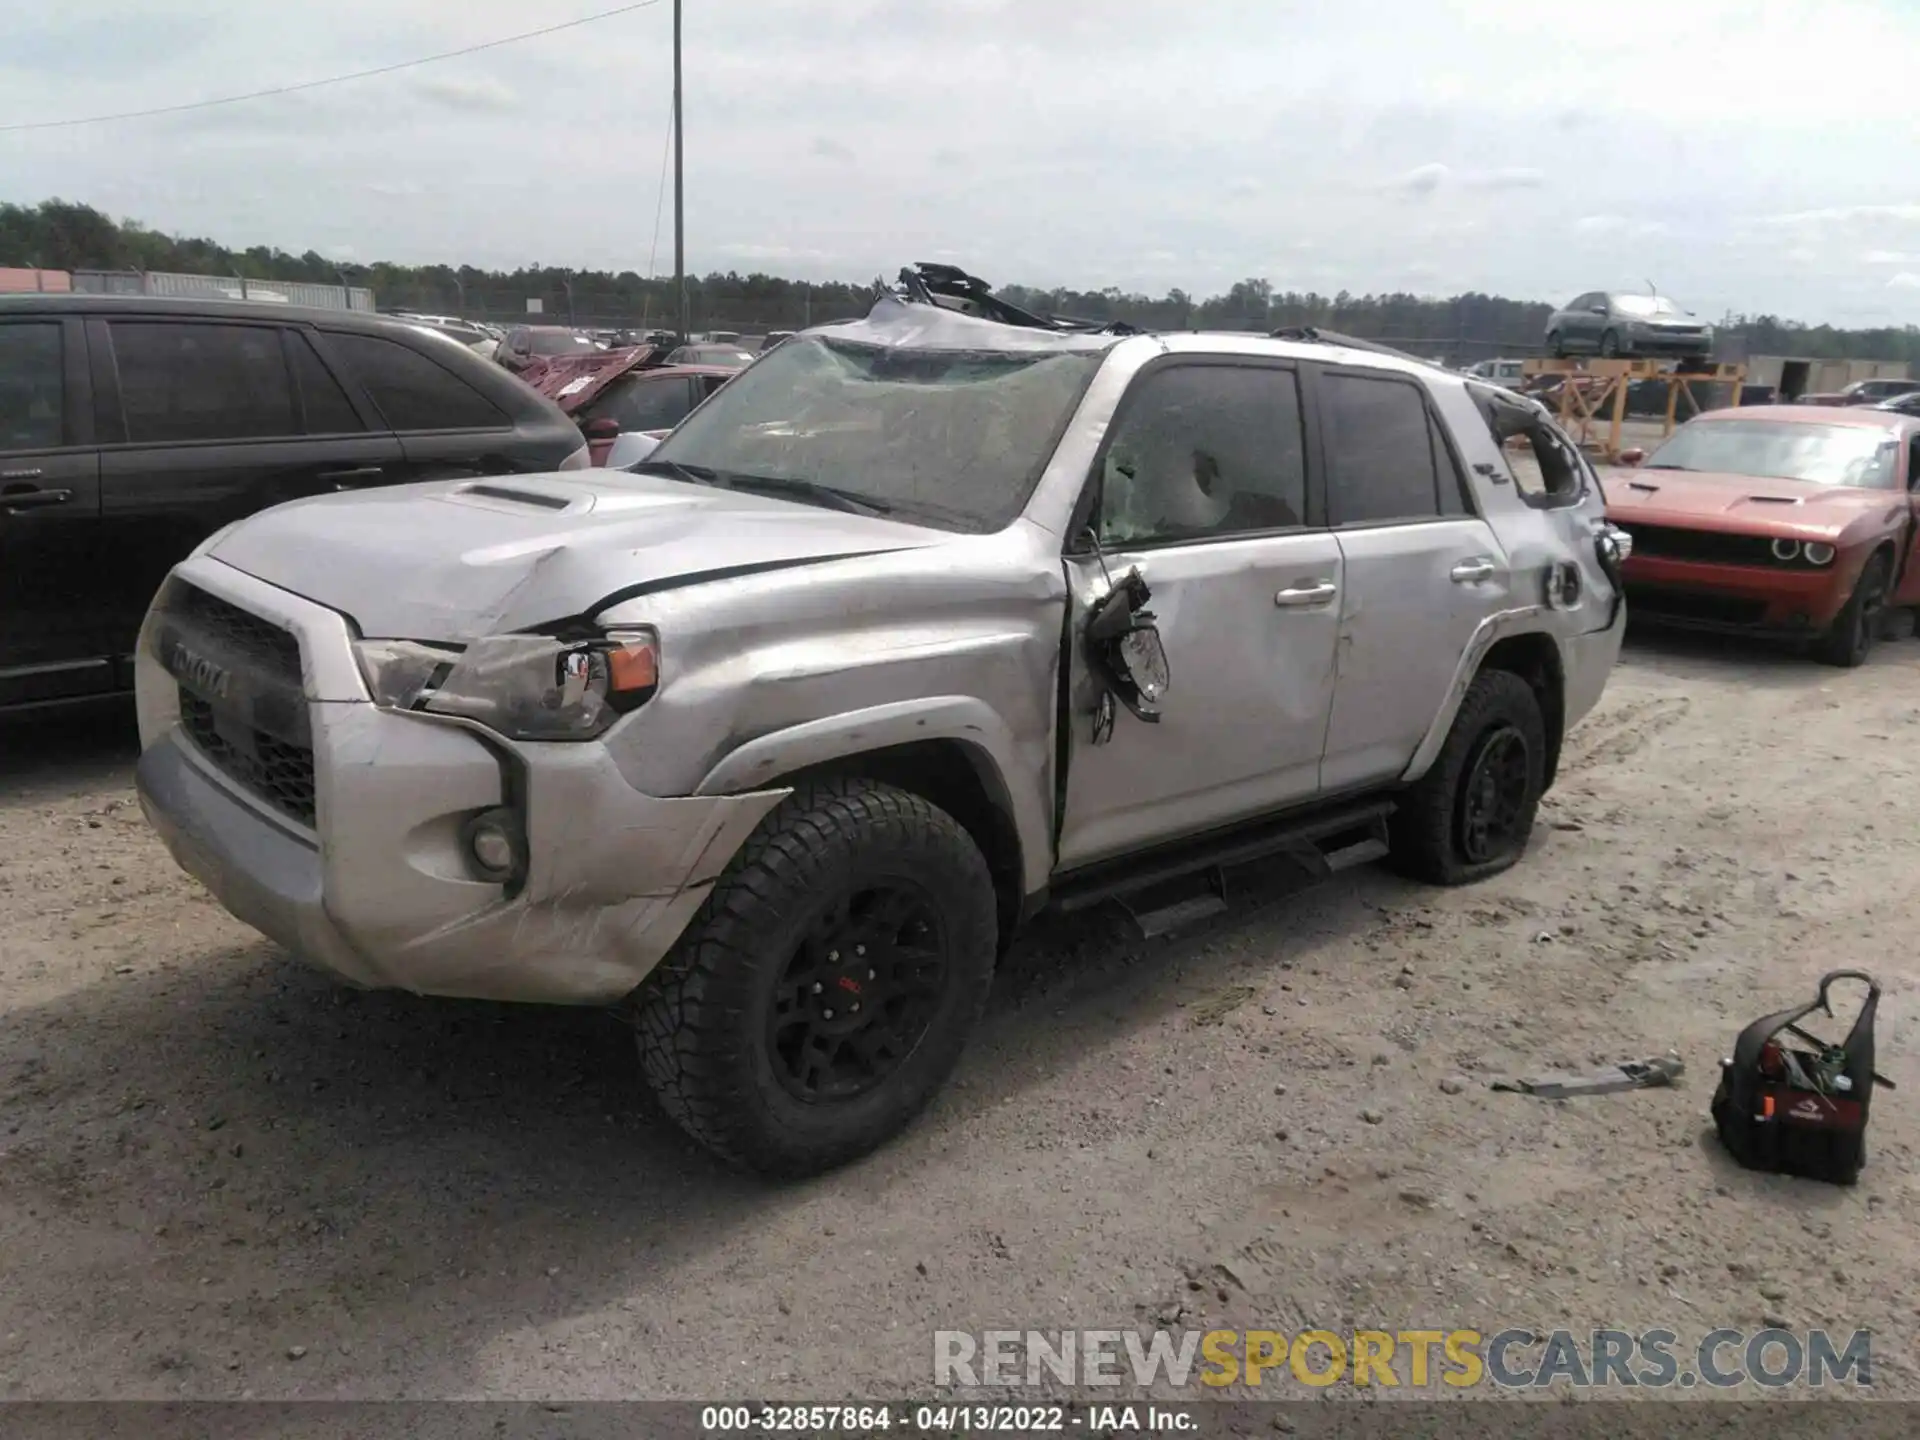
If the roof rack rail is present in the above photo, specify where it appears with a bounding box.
[1268,326,1436,369]
[894,263,1139,336]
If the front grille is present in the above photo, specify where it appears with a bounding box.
[1616,523,1776,566]
[167,582,303,683]
[1628,585,1768,627]
[179,689,317,826]
[158,581,316,827]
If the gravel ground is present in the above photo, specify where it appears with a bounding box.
[2,627,1916,1404]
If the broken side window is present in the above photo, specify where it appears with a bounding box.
[1470,383,1585,506]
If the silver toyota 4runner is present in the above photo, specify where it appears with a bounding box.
[133,268,1628,1176]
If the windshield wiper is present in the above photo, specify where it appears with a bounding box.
[720,473,894,517]
[631,457,720,485]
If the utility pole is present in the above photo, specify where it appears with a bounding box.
[673,0,688,341]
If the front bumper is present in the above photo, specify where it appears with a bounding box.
[1620,330,1712,358]
[134,556,787,1006]
[1621,555,1850,635]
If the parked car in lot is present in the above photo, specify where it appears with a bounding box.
[1874,391,1920,418]
[495,325,601,374]
[1465,357,1528,390]
[0,294,588,713]
[1603,405,1920,665]
[1545,292,1713,365]
[129,270,1625,1175]
[759,330,797,352]
[570,363,734,465]
[662,342,756,369]
[1799,377,1920,408]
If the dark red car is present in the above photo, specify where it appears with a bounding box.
[1603,405,1920,665]
[516,346,735,464]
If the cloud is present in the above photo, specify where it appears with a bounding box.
[1461,167,1546,191]
[1890,273,1920,290]
[1785,247,1818,264]
[409,74,518,114]
[1760,203,1920,229]
[811,136,855,162]
[366,181,423,199]
[1573,214,1670,239]
[1382,162,1449,197]
[1377,163,1544,198]
[1863,249,1920,264]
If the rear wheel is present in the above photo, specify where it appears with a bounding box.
[633,778,997,1177]
[1816,551,1892,668]
[1390,669,1547,886]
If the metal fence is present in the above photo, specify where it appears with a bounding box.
[70,269,376,311]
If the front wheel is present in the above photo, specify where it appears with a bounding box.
[1599,329,1621,358]
[1547,330,1566,359]
[632,778,998,1177]
[1816,552,1892,668]
[1390,669,1547,886]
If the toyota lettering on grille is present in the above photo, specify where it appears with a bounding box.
[168,639,232,701]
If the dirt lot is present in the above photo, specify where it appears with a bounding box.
[2,628,1917,1403]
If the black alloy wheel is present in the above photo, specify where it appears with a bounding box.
[768,882,947,1103]
[1457,724,1532,865]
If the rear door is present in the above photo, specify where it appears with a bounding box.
[1313,366,1511,792]
[0,315,108,706]
[318,330,524,481]
[94,317,402,668]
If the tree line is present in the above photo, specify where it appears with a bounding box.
[6,197,1919,365]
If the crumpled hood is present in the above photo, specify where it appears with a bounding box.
[207,471,946,639]
[1600,469,1899,536]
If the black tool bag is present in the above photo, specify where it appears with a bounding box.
[1711,970,1887,1186]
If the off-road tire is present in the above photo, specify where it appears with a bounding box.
[1389,669,1547,886]
[1816,551,1892,669]
[632,778,997,1178]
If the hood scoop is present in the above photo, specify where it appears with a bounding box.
[447,482,585,513]
[1627,480,1659,493]
[1746,495,1801,505]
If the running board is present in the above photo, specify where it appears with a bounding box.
[1052,798,1397,932]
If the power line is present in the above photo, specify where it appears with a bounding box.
[0,0,664,134]
[647,94,675,282]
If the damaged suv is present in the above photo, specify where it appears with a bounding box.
[133,265,1628,1176]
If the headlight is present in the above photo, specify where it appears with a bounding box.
[354,629,659,740]
[1803,542,1836,566]
[1771,538,1801,562]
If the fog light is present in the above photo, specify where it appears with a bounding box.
[462,808,522,882]
[1803,542,1835,566]
[1771,538,1801,562]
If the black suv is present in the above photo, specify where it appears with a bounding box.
[0,295,586,712]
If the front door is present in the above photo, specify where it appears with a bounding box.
[1056,359,1342,871]
[1312,368,1511,790]
[0,316,108,706]
[1896,431,1920,607]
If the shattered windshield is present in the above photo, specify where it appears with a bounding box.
[1646,419,1899,488]
[643,334,1103,531]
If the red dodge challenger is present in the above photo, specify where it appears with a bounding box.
[1602,405,1920,666]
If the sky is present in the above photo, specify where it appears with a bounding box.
[5,0,1920,325]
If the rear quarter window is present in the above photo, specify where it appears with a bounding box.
[325,332,508,431]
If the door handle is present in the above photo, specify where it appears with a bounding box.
[317,466,385,490]
[0,487,73,514]
[1450,557,1498,584]
[1275,581,1338,608]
